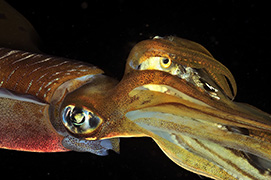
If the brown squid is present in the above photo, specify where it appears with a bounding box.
[58,37,271,179]
[0,48,120,155]
[1,1,271,179]
[0,0,119,155]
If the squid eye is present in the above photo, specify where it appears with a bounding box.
[62,105,102,135]
[160,57,172,68]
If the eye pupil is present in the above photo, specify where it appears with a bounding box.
[163,58,169,64]
[160,57,172,68]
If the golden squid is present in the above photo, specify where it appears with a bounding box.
[120,36,271,179]
[1,1,271,179]
[58,37,271,179]
[125,35,237,100]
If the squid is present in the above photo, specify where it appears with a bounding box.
[122,36,271,179]
[1,1,271,179]
[1,44,271,179]
[126,36,237,100]
[0,48,120,155]
[57,40,271,179]
[0,0,119,155]
[59,37,271,179]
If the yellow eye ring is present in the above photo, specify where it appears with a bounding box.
[160,57,172,68]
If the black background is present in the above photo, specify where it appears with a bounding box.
[1,0,271,179]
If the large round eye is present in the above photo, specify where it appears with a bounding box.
[62,105,102,135]
[160,57,172,68]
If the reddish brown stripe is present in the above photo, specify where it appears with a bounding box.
[0,48,103,102]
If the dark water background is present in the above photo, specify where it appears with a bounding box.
[1,0,271,179]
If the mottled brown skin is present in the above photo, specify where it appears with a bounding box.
[0,48,104,152]
[125,36,237,99]
[0,97,66,152]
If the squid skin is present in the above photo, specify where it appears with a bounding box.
[0,48,119,155]
[0,89,66,152]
